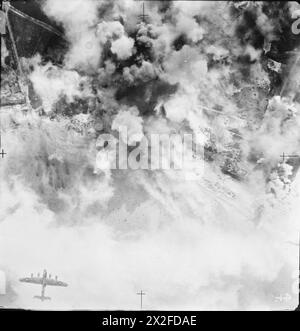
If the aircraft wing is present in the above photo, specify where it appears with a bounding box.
[19,277,43,285]
[44,278,68,287]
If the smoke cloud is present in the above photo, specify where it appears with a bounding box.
[1,0,300,310]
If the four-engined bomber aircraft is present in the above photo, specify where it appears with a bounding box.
[19,270,68,301]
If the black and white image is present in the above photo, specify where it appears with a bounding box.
[0,0,300,311]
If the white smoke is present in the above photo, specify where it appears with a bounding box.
[1,0,300,311]
[29,55,90,113]
[42,0,103,71]
[112,107,144,145]
[0,270,6,295]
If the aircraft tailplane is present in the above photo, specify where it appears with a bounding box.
[34,295,51,301]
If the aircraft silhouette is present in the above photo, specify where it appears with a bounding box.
[19,270,68,301]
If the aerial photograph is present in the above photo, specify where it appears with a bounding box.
[0,0,300,313]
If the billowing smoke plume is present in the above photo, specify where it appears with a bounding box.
[1,0,300,310]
